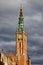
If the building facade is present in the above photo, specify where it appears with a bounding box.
[0,3,31,65]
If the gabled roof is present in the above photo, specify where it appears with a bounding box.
[8,52,17,62]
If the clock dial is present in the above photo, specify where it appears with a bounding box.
[18,34,22,40]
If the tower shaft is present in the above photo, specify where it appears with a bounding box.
[16,2,27,65]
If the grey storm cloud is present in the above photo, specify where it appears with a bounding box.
[0,0,43,65]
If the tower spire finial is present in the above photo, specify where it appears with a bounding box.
[20,0,22,8]
[19,0,23,19]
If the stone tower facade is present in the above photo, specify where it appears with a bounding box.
[16,4,28,65]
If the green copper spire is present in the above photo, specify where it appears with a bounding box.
[17,3,25,32]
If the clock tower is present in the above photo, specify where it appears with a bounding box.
[16,3,27,65]
[0,1,31,65]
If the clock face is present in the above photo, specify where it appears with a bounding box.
[18,34,22,40]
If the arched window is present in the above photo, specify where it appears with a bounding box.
[19,42,21,53]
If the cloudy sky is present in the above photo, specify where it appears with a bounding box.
[0,0,43,65]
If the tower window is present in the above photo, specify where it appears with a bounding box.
[20,43,21,48]
[19,42,21,53]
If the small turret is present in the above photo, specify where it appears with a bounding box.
[1,49,5,62]
[28,55,31,65]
